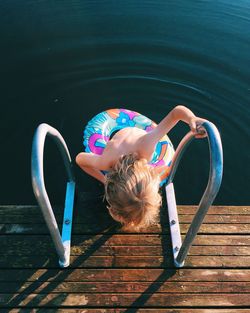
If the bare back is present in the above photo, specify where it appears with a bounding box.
[101,127,156,169]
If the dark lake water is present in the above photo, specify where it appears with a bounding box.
[1,0,249,205]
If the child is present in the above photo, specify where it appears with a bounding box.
[76,105,207,230]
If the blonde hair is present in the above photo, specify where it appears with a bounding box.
[104,153,162,231]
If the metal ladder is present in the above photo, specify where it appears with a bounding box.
[31,123,75,268]
[31,120,222,268]
[166,121,223,267]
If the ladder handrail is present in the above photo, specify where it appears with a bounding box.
[166,121,223,267]
[31,123,75,267]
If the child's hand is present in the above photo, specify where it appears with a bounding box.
[189,117,208,138]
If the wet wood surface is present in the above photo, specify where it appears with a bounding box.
[1,202,250,311]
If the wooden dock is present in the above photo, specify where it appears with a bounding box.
[0,194,250,312]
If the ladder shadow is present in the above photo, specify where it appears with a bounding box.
[6,193,117,309]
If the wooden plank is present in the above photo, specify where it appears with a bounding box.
[4,244,250,257]
[1,235,249,248]
[1,206,250,224]
[7,309,250,313]
[1,254,250,268]
[187,245,250,255]
[0,214,112,224]
[1,293,250,307]
[2,214,250,223]
[1,216,243,226]
[1,269,249,282]
[179,215,250,223]
[1,222,250,235]
[177,206,250,215]
[179,224,250,234]
[1,233,249,268]
[1,281,250,293]
[1,205,249,214]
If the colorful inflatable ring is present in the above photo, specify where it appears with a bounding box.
[83,108,175,185]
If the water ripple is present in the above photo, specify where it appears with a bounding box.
[1,0,249,204]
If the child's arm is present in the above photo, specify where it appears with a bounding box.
[139,105,207,154]
[75,153,106,184]
[156,105,207,138]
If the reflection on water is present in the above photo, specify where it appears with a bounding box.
[1,0,249,204]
